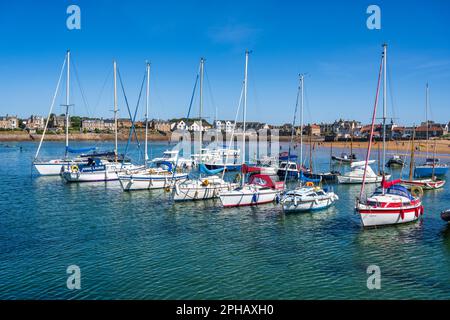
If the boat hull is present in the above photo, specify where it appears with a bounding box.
[62,170,120,182]
[441,210,450,222]
[219,188,279,207]
[414,166,449,178]
[357,203,423,227]
[173,182,239,201]
[337,174,388,184]
[282,196,337,213]
[400,179,446,190]
[204,164,241,171]
[33,162,67,175]
[119,174,188,191]
[277,170,299,180]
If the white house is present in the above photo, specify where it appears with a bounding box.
[215,120,234,133]
[171,120,187,131]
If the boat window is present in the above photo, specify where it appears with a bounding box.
[316,191,325,196]
[289,164,297,170]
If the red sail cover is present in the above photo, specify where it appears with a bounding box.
[382,178,401,189]
[241,164,261,174]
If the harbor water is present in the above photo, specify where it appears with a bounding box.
[1,141,450,299]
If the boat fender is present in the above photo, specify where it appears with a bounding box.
[194,190,198,199]
[294,197,298,206]
[411,186,424,199]
[164,186,171,192]
[400,210,404,220]
[234,174,241,183]
[275,194,280,204]
[252,193,258,203]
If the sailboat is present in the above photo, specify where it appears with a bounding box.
[62,60,136,182]
[356,44,423,227]
[33,50,96,175]
[173,58,239,200]
[414,83,448,178]
[280,74,338,213]
[118,62,188,191]
[401,128,445,190]
[219,51,284,207]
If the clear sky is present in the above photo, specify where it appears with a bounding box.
[0,0,449,125]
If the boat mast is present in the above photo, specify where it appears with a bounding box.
[432,139,437,179]
[382,43,387,177]
[350,127,353,164]
[425,83,429,158]
[242,50,249,187]
[199,57,204,158]
[64,50,71,158]
[144,62,150,164]
[409,126,416,181]
[309,131,313,173]
[300,74,304,170]
[113,60,118,162]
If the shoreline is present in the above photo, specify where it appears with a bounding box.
[1,132,449,157]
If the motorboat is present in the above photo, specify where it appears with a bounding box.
[331,152,357,164]
[441,209,450,222]
[385,154,405,167]
[337,160,388,184]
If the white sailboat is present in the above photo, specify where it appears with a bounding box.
[62,60,135,182]
[280,74,338,213]
[173,58,238,200]
[219,51,283,207]
[118,62,188,191]
[33,50,93,175]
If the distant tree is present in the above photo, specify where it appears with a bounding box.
[71,116,81,129]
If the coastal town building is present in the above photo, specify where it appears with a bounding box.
[305,124,321,136]
[0,115,18,129]
[214,120,234,133]
[25,115,45,130]
[49,115,67,130]
[151,120,172,133]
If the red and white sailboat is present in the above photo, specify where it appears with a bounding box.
[355,44,424,227]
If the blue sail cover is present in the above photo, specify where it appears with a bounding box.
[159,161,173,172]
[199,163,224,175]
[66,146,97,154]
[300,171,321,183]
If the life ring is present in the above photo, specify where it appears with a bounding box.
[306,181,314,187]
[202,179,209,187]
[411,186,424,198]
[71,164,79,173]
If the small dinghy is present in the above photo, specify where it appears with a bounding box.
[441,209,450,222]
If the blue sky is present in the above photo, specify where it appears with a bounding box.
[0,0,449,125]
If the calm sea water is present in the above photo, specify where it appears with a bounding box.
[1,140,450,299]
